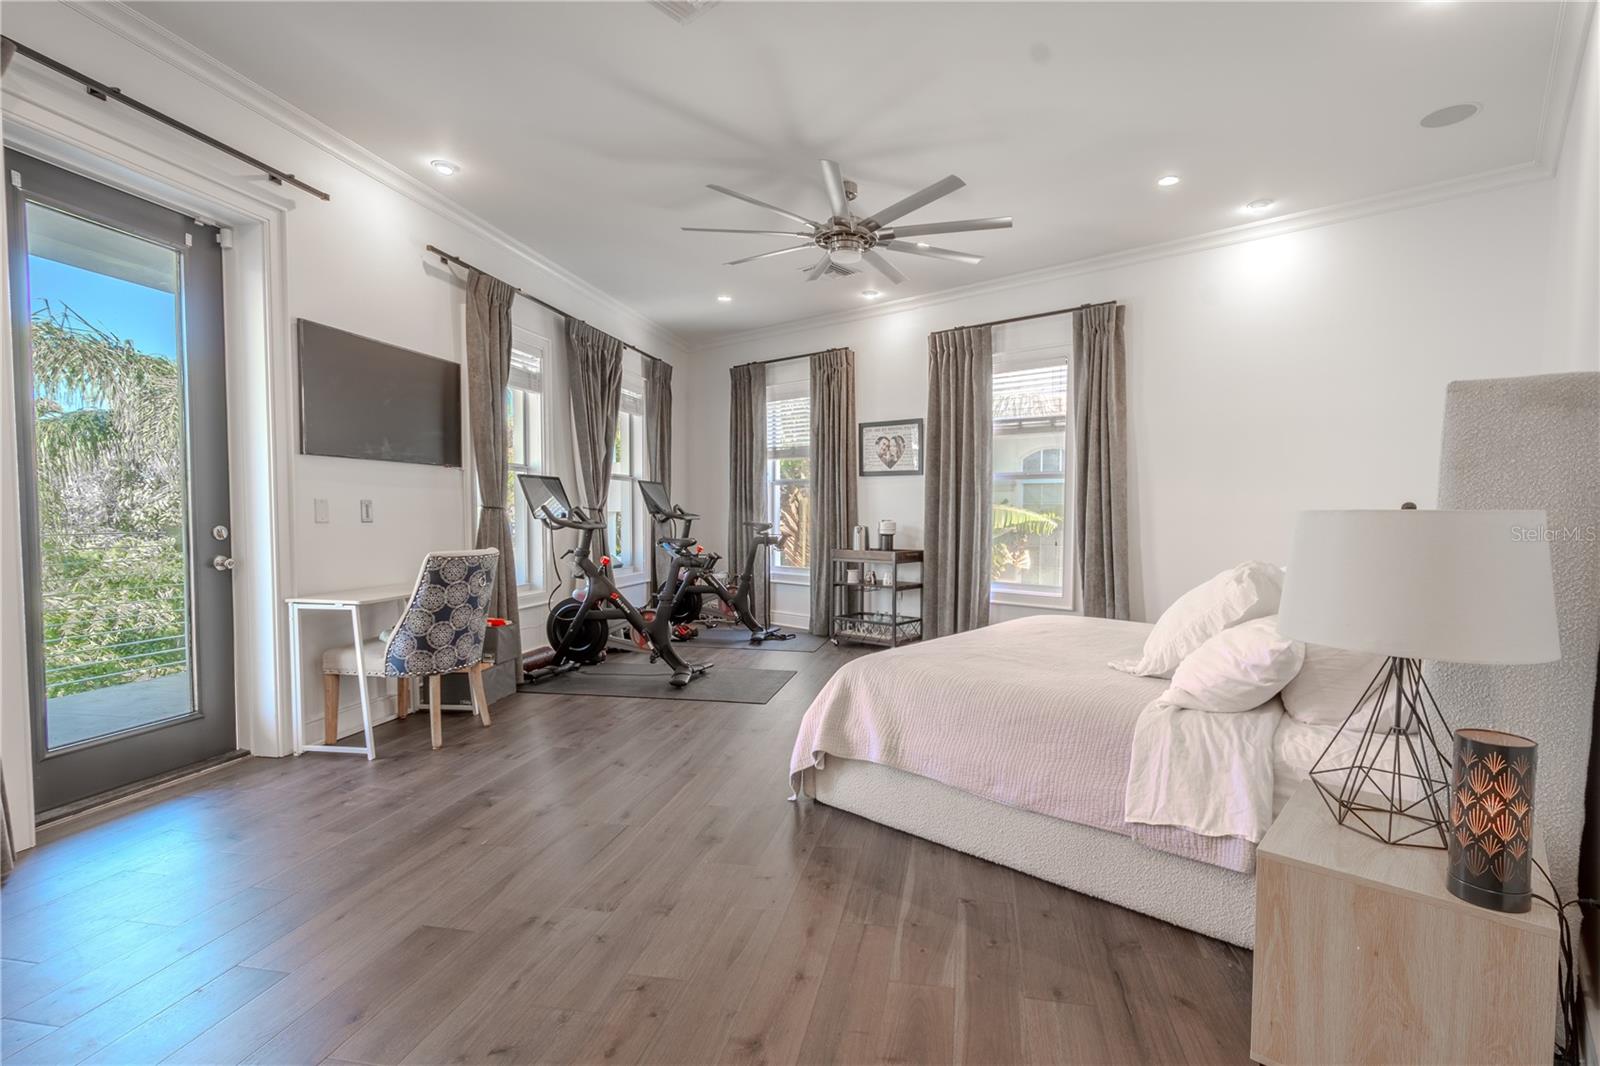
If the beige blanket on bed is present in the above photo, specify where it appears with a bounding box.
[790,615,1262,873]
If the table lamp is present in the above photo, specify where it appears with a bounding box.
[1277,508,1560,848]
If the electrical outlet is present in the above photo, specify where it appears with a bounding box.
[313,498,329,524]
[360,499,374,523]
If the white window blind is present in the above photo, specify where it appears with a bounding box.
[766,378,809,459]
[508,349,541,393]
[993,362,1069,423]
[620,364,645,419]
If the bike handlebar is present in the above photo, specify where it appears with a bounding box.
[646,506,700,523]
[536,505,606,533]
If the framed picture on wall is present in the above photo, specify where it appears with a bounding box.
[859,418,924,477]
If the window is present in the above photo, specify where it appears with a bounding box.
[765,361,810,572]
[506,336,545,592]
[606,351,647,571]
[991,321,1072,608]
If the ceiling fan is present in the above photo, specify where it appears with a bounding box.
[683,159,1012,286]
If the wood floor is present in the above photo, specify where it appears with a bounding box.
[1,640,1254,1065]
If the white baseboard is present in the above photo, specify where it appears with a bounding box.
[306,694,400,744]
[771,609,810,631]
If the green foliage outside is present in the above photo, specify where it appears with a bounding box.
[775,457,810,568]
[991,500,1061,582]
[30,304,188,698]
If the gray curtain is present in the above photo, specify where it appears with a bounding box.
[566,320,624,510]
[1072,303,1130,620]
[923,326,993,638]
[728,362,768,619]
[644,355,673,593]
[1,768,14,880]
[808,349,857,636]
[465,269,516,623]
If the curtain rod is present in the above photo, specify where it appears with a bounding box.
[957,299,1117,333]
[734,348,835,370]
[1,36,331,201]
[731,301,1119,367]
[425,244,662,364]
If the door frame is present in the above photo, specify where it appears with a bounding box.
[8,150,240,811]
[2,66,299,847]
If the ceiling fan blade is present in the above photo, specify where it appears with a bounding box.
[879,217,1012,239]
[863,175,966,228]
[727,244,817,266]
[804,255,834,282]
[683,226,814,237]
[706,184,819,229]
[862,249,908,286]
[820,159,851,221]
[880,240,984,265]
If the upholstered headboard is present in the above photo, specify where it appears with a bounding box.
[1430,371,1599,903]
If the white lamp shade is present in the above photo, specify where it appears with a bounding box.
[1277,509,1560,665]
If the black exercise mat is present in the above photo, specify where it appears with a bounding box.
[519,663,796,704]
[690,625,826,652]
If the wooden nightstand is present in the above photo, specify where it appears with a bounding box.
[1250,782,1559,1066]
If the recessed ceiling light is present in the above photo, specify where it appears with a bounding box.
[916,242,931,248]
[1420,103,1479,128]
[1156,174,1182,188]
[1242,198,1276,213]
[430,159,460,176]
[716,294,732,303]
[860,289,882,300]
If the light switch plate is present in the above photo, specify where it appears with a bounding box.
[360,499,374,523]
[313,498,329,524]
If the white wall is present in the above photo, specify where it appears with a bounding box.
[1550,12,1600,987]
[0,2,687,836]
[1547,14,1599,376]
[688,172,1588,629]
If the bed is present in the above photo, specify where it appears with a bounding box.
[790,614,1332,948]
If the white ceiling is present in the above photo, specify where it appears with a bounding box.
[131,1,1580,343]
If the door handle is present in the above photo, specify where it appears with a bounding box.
[211,555,235,572]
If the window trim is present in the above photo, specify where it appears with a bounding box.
[990,342,1075,612]
[764,372,812,577]
[506,331,550,606]
[606,365,648,577]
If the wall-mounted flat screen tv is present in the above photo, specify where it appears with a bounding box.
[297,319,461,467]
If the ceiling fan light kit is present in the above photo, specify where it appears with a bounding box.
[685,159,1012,287]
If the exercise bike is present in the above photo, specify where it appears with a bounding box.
[518,474,709,688]
[637,479,794,644]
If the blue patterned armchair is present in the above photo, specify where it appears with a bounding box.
[322,549,500,750]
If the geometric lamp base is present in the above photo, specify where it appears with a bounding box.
[1308,656,1454,849]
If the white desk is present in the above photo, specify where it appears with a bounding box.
[286,583,414,760]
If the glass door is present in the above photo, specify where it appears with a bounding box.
[6,151,235,815]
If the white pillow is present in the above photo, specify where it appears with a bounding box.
[1161,615,1305,713]
[1281,643,1389,729]
[1111,561,1285,678]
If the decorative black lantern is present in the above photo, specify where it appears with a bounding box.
[1447,728,1537,913]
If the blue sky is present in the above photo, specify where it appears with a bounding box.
[29,256,178,359]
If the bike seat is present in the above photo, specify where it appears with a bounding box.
[660,537,697,550]
[741,521,774,531]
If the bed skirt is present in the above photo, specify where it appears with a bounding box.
[807,756,1257,948]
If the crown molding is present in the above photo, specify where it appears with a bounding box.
[695,158,1553,354]
[61,0,690,355]
[1532,0,1596,173]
